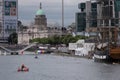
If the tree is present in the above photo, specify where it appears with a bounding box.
[8,32,18,44]
[30,35,88,46]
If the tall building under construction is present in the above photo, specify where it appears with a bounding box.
[97,0,120,27]
[76,0,120,32]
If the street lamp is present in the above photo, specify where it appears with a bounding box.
[62,0,64,28]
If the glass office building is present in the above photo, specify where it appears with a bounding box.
[90,3,97,27]
[115,0,120,18]
[76,12,86,32]
[76,0,120,32]
[76,2,97,32]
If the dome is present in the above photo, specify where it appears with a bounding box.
[36,9,45,15]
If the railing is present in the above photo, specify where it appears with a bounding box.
[0,42,37,55]
[0,46,12,52]
[18,43,37,54]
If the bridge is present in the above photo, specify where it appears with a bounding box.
[0,42,37,55]
[18,43,37,54]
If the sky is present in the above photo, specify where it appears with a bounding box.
[18,0,89,27]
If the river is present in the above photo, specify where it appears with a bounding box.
[0,53,120,80]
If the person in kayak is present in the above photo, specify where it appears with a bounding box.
[17,64,29,72]
[21,64,27,71]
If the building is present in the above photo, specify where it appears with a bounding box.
[35,3,47,30]
[76,12,86,32]
[97,0,120,27]
[115,0,120,22]
[2,0,18,39]
[76,0,120,34]
[18,3,62,45]
[76,1,97,32]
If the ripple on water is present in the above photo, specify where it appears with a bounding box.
[0,54,120,80]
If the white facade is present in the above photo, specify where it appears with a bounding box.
[69,43,78,50]
[69,39,95,56]
[18,25,62,45]
[18,32,29,45]
[75,43,95,56]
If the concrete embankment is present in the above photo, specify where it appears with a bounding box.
[51,52,93,59]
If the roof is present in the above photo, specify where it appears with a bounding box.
[36,9,45,15]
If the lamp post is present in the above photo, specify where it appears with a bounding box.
[62,0,64,28]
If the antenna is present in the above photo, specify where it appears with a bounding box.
[40,2,42,9]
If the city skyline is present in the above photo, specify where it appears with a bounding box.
[18,0,89,27]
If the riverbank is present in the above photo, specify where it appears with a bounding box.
[20,49,93,59]
[51,52,93,59]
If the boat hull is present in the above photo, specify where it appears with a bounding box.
[94,48,120,63]
[110,47,120,59]
[94,49,113,63]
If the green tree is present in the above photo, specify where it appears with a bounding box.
[30,35,88,46]
[8,32,18,44]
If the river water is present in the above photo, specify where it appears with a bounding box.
[0,53,120,80]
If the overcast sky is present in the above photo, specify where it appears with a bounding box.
[18,0,88,27]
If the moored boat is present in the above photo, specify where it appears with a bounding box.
[94,27,120,63]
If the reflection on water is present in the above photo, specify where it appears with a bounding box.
[0,54,120,80]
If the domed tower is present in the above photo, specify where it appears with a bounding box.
[35,3,47,30]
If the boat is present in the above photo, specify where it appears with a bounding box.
[94,27,120,62]
[93,0,120,62]
[17,67,29,72]
[37,46,52,54]
[17,64,29,72]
